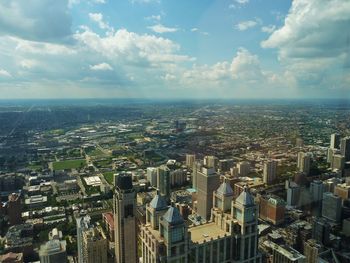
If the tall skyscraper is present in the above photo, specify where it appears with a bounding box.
[203,155,218,169]
[304,239,324,263]
[263,160,277,185]
[196,166,220,220]
[310,180,325,203]
[312,217,330,246]
[330,133,341,149]
[185,154,196,168]
[114,173,137,263]
[82,227,107,263]
[7,193,22,226]
[297,152,311,175]
[39,228,67,263]
[157,165,170,200]
[76,213,91,263]
[321,192,342,223]
[237,161,251,177]
[146,167,157,187]
[286,180,300,207]
[340,136,350,161]
[192,161,202,190]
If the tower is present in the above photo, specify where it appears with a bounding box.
[157,165,170,200]
[263,160,277,185]
[114,173,137,263]
[232,187,260,262]
[76,213,91,263]
[340,136,350,161]
[330,133,341,149]
[297,152,311,175]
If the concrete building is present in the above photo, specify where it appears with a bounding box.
[258,194,285,225]
[266,241,306,263]
[330,133,341,149]
[203,155,218,169]
[82,227,107,263]
[157,165,170,200]
[322,192,342,223]
[7,193,22,226]
[297,152,311,175]
[102,212,114,241]
[334,183,350,201]
[196,166,220,220]
[286,180,300,207]
[304,239,324,263]
[140,185,261,263]
[170,169,187,187]
[218,159,234,172]
[147,167,158,187]
[185,154,196,169]
[114,173,138,263]
[192,161,202,190]
[331,154,345,171]
[39,228,67,263]
[310,180,325,203]
[340,136,350,161]
[76,214,92,263]
[312,217,330,246]
[237,161,251,177]
[263,160,277,185]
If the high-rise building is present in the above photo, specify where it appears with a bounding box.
[321,192,342,223]
[310,180,325,203]
[297,152,311,175]
[263,160,277,185]
[185,154,196,168]
[114,173,138,263]
[258,194,285,225]
[191,161,202,190]
[82,227,107,263]
[218,159,234,172]
[340,136,350,161]
[286,180,300,207]
[267,241,306,263]
[76,213,91,263]
[304,239,324,263]
[146,167,158,187]
[331,154,345,171]
[157,165,170,200]
[334,183,350,201]
[312,217,330,246]
[330,133,341,149]
[196,166,220,220]
[237,161,251,177]
[203,155,218,169]
[7,193,22,226]
[39,228,67,263]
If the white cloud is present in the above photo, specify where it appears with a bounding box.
[145,15,161,21]
[89,13,112,31]
[191,28,198,32]
[261,25,276,34]
[20,59,39,69]
[235,0,249,4]
[0,69,11,78]
[90,63,113,71]
[235,20,257,31]
[93,0,106,3]
[0,0,72,42]
[162,73,176,81]
[131,0,160,4]
[148,24,179,34]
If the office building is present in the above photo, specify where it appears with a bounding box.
[310,180,325,203]
[340,137,350,161]
[82,227,107,263]
[322,192,342,223]
[312,217,330,246]
[185,154,196,168]
[263,160,277,185]
[170,169,187,187]
[334,183,350,201]
[7,193,22,226]
[39,228,67,263]
[331,154,345,172]
[140,185,261,263]
[196,166,220,220]
[192,161,202,190]
[330,133,341,149]
[286,180,300,207]
[267,241,306,263]
[146,167,158,187]
[304,239,324,263]
[114,173,138,263]
[237,161,251,177]
[258,194,285,225]
[297,152,311,175]
[218,159,234,172]
[203,155,218,169]
[76,214,92,263]
[157,165,170,200]
[102,212,114,241]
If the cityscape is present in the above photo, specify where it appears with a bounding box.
[1,0,350,262]
[0,100,350,262]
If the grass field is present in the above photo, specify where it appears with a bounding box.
[103,171,115,185]
[53,159,86,170]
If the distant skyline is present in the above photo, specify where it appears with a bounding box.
[0,0,349,99]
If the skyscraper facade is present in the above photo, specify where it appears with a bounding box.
[263,160,277,185]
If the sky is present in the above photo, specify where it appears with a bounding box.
[0,0,349,99]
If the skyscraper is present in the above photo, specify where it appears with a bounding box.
[203,155,218,169]
[322,192,342,223]
[297,152,311,175]
[330,133,341,149]
[76,213,91,263]
[192,161,202,190]
[263,160,277,185]
[157,165,170,200]
[82,227,107,263]
[7,193,22,226]
[237,161,251,177]
[304,239,324,263]
[196,166,220,220]
[146,167,157,187]
[185,154,196,168]
[114,173,138,263]
[39,228,67,263]
[340,136,350,161]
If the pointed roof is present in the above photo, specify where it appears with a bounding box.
[150,194,168,211]
[217,182,233,196]
[163,206,184,225]
[236,186,255,206]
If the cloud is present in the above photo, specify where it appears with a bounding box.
[90,63,113,71]
[235,20,257,31]
[131,0,160,4]
[148,24,179,34]
[0,69,12,78]
[0,0,72,42]
[89,13,112,31]
[261,25,276,34]
[191,28,198,32]
[235,0,249,4]
[145,15,161,21]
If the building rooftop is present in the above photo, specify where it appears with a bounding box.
[217,182,233,196]
[163,206,184,225]
[236,187,255,206]
[189,222,228,244]
[150,194,168,211]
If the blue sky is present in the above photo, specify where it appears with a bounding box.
[0,0,349,99]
